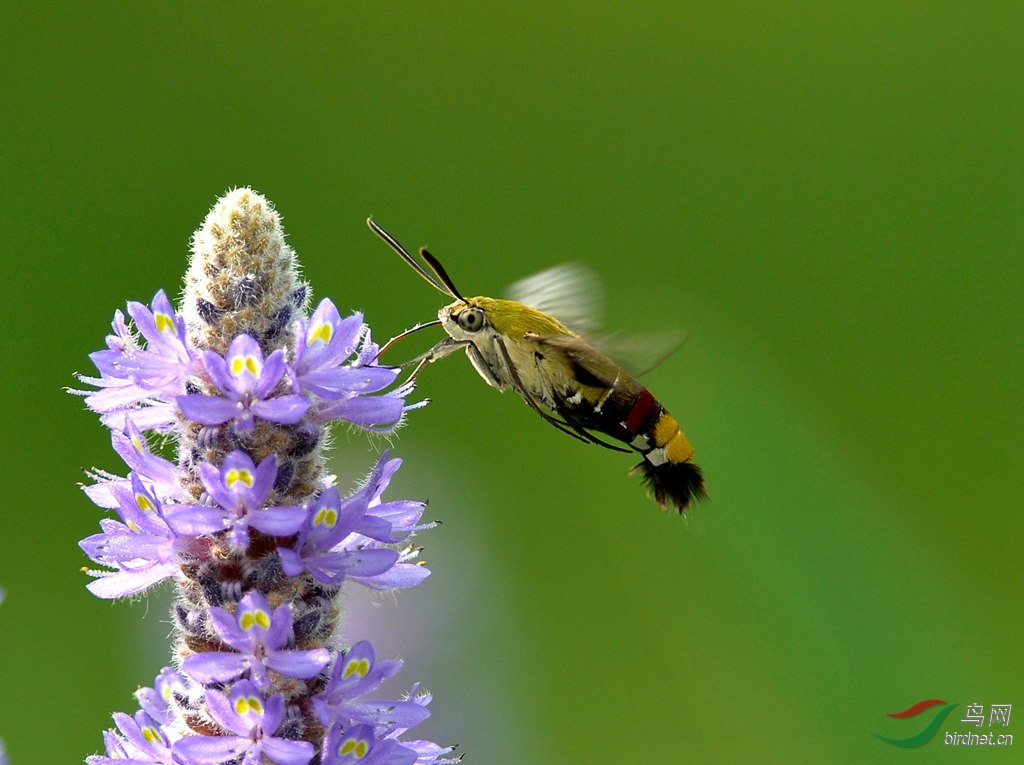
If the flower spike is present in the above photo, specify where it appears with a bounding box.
[76,189,456,764]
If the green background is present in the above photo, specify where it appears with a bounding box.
[2,3,1021,763]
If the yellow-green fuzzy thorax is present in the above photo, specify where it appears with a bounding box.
[462,296,575,339]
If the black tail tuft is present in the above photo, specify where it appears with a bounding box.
[632,459,707,514]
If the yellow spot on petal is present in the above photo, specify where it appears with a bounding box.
[234,695,263,716]
[340,737,369,758]
[313,507,338,528]
[142,725,161,744]
[230,354,261,377]
[136,494,156,514]
[225,468,255,489]
[154,312,177,336]
[127,520,141,533]
[307,320,333,347]
[343,658,370,679]
[240,608,271,631]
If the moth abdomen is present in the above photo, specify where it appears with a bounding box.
[633,457,706,515]
[566,379,706,513]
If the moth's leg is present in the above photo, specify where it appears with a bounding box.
[400,337,473,384]
[491,335,599,445]
[557,413,626,454]
[463,342,505,389]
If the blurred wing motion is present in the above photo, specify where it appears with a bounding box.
[509,263,686,377]
[507,262,603,336]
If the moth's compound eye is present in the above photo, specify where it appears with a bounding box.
[457,306,486,332]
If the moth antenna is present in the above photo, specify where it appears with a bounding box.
[367,218,457,299]
[420,247,467,303]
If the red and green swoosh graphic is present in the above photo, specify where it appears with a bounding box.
[872,699,958,747]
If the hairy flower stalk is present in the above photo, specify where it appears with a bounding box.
[73,189,457,765]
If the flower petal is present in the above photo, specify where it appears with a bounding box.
[176,394,238,426]
[181,651,248,684]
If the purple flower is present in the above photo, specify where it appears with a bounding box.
[84,422,184,510]
[135,668,200,728]
[164,451,305,548]
[181,591,329,691]
[315,641,429,733]
[357,452,435,541]
[80,290,196,434]
[86,709,174,765]
[277,452,434,588]
[177,334,309,433]
[322,723,419,765]
[288,301,431,433]
[172,681,314,765]
[79,474,181,598]
[277,486,400,586]
[292,302,396,399]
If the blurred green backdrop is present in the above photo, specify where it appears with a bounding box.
[1,3,1021,763]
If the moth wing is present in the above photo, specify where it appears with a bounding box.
[506,263,603,336]
[510,264,685,376]
[527,334,624,389]
[534,330,685,382]
[591,329,686,378]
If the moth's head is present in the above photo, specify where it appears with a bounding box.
[439,298,489,340]
[442,296,571,341]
